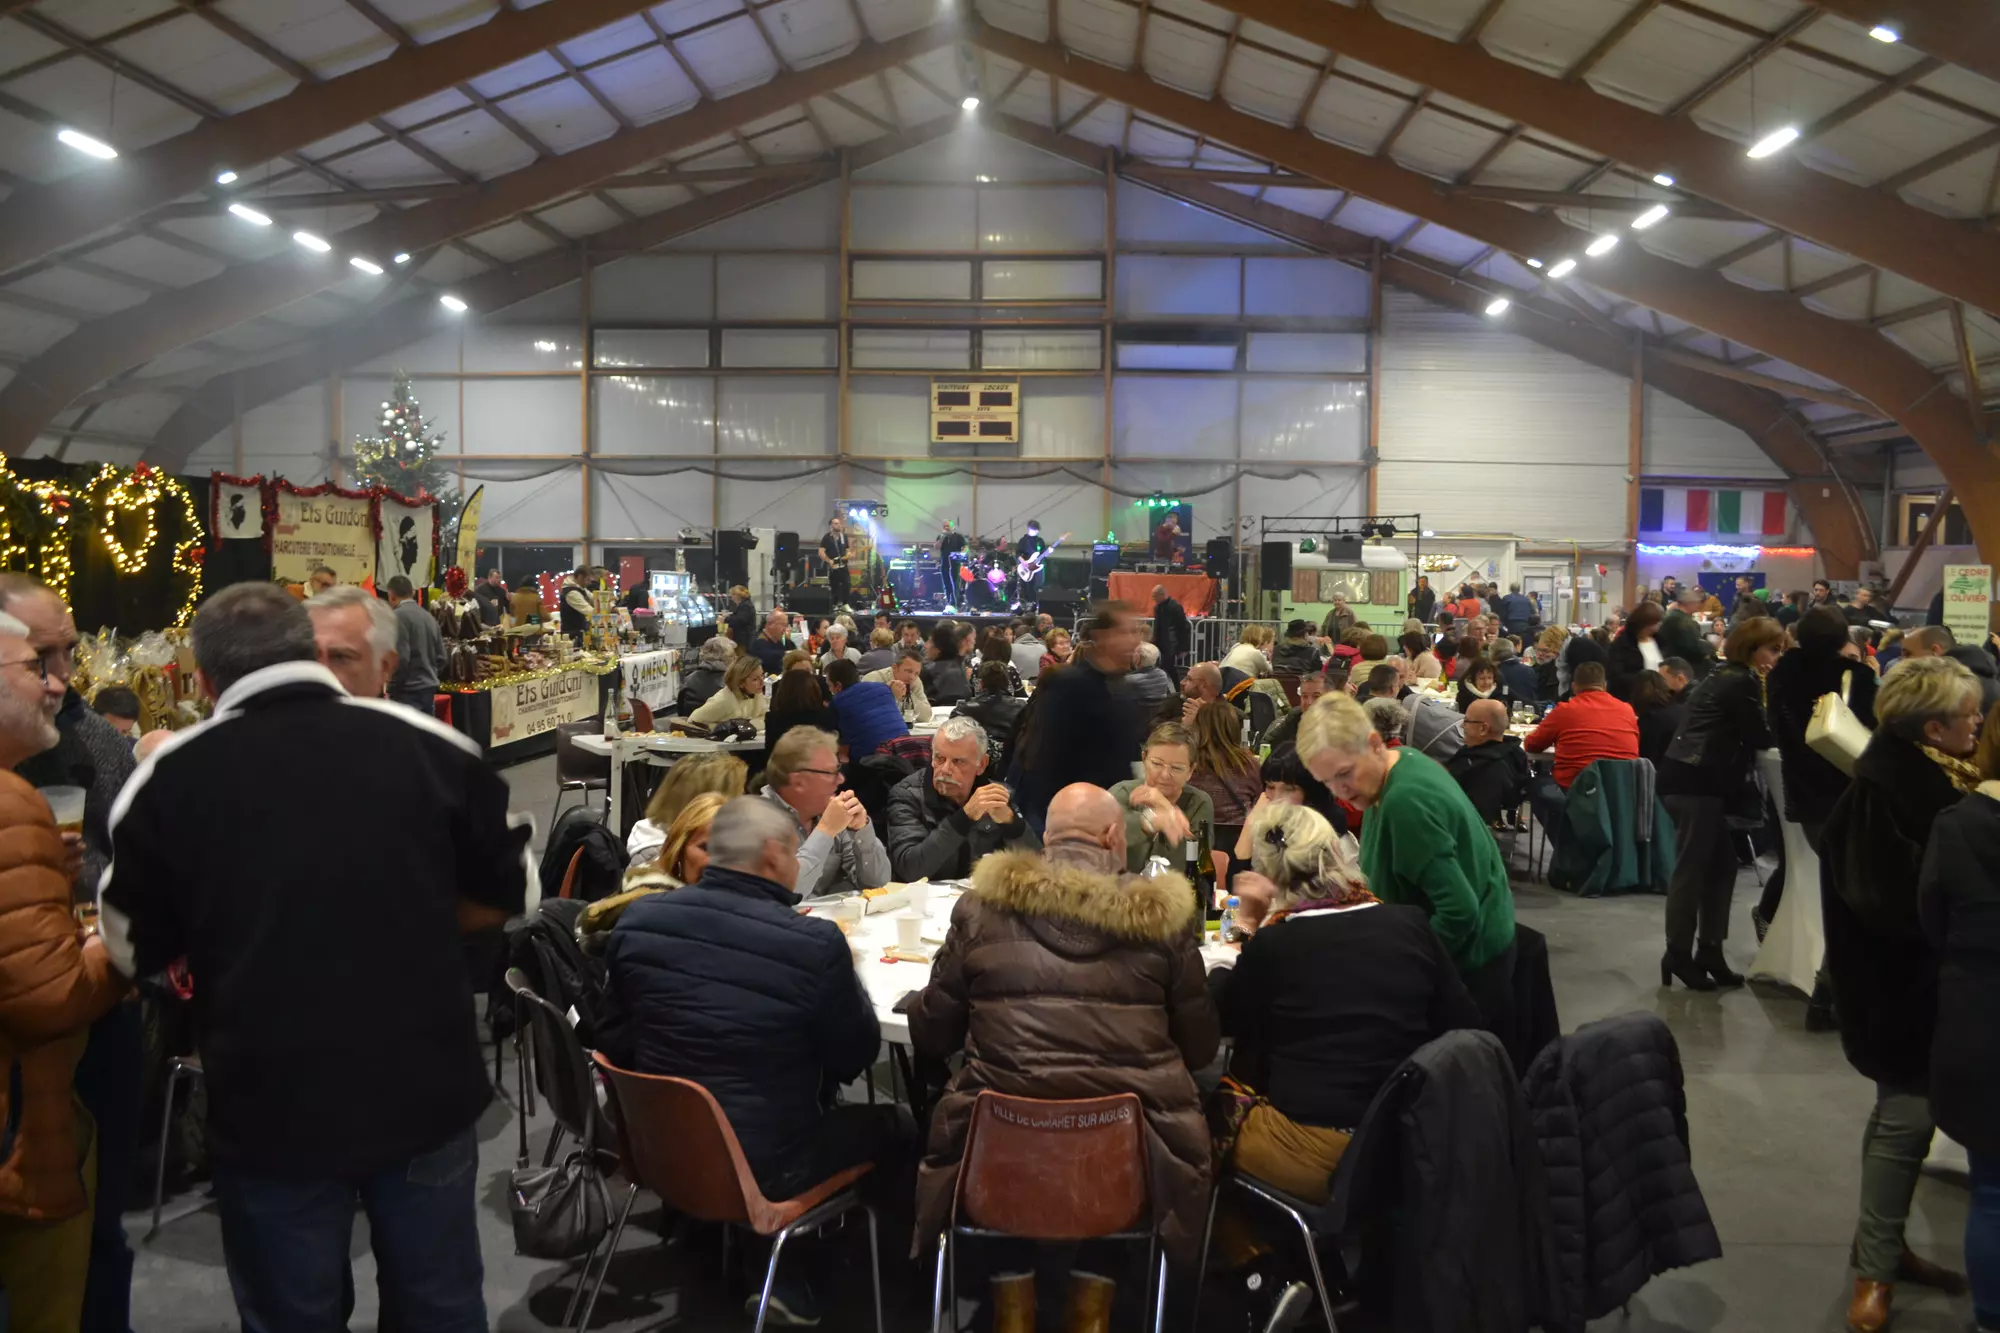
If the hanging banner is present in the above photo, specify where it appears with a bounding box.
[376,496,437,588]
[489,667,599,748]
[1941,564,1993,643]
[619,650,678,710]
[453,485,484,577]
[211,477,265,541]
[271,485,374,584]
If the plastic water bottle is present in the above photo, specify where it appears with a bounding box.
[1220,895,1242,943]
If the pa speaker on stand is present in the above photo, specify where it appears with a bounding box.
[1259,541,1293,592]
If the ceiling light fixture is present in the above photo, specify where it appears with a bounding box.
[215,170,237,185]
[1868,24,1898,42]
[57,128,118,160]
[292,230,332,253]
[348,256,383,275]
[1631,204,1670,230]
[439,294,468,313]
[1484,297,1510,316]
[228,202,273,226]
[1526,257,1544,269]
[393,252,411,264]
[1585,233,1619,257]
[961,95,980,110]
[1652,172,1675,187]
[1746,125,1800,159]
[1547,258,1577,278]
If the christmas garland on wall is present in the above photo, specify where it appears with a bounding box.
[0,459,205,626]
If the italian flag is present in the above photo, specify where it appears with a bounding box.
[1640,487,1787,535]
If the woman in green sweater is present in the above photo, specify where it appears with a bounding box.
[1298,692,1518,1035]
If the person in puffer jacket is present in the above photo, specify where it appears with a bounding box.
[825,658,911,758]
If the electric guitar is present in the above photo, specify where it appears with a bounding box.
[1017,532,1071,581]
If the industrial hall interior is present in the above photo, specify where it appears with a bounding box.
[3,0,2000,1332]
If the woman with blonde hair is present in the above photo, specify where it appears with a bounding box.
[580,792,726,950]
[624,751,748,866]
[1189,699,1262,824]
[1222,624,1274,679]
[1207,801,1479,1312]
[688,654,768,727]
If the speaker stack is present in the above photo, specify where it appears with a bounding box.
[1260,541,1293,592]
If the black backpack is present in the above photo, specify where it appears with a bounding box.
[538,809,624,904]
[495,899,608,1049]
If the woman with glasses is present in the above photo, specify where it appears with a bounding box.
[1109,722,1223,894]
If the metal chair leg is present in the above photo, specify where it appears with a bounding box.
[542,1123,566,1168]
[1190,1180,1223,1331]
[752,1225,797,1333]
[1152,1246,1169,1333]
[561,1236,601,1330]
[1142,1232,1160,1333]
[573,1182,638,1332]
[930,1232,949,1333]
[148,1061,185,1236]
[864,1204,885,1333]
[1280,1205,1340,1333]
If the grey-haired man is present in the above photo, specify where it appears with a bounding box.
[884,716,1039,880]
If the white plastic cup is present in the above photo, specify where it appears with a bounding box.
[905,881,931,918]
[895,910,923,952]
[40,786,85,833]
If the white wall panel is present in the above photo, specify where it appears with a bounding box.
[1374,459,1626,544]
[1020,382,1105,458]
[658,180,842,250]
[978,186,1105,249]
[851,328,971,369]
[1239,380,1368,461]
[878,470,965,546]
[1116,344,1237,371]
[1244,258,1370,319]
[228,384,331,481]
[982,259,1102,300]
[588,255,713,321]
[1113,377,1238,457]
[716,254,836,321]
[462,323,580,372]
[848,378,929,456]
[975,477,1104,549]
[594,329,709,368]
[354,329,458,374]
[716,467,837,534]
[341,378,460,466]
[592,470,714,540]
[1115,181,1297,249]
[852,260,972,300]
[593,378,714,455]
[479,470,584,540]
[1116,256,1240,317]
[982,329,1101,370]
[1642,388,1785,480]
[1245,332,1368,373]
[462,380,582,455]
[850,185,976,250]
[720,328,838,368]
[1238,469,1367,525]
[716,377,835,454]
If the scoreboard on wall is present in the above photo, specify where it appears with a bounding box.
[930,379,1019,444]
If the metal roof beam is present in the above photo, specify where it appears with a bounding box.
[0,0,681,278]
[1184,0,2000,318]
[0,26,958,460]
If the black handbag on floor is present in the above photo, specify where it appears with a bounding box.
[506,992,613,1261]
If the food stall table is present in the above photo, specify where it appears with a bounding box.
[447,659,619,758]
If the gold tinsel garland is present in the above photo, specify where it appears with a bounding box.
[440,657,621,694]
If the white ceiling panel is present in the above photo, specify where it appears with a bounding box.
[469,51,569,101]
[601,183,698,215]
[1305,73,1415,154]
[557,15,656,69]
[1061,0,1140,71]
[1259,186,1342,216]
[297,121,394,162]
[1126,117,1199,161]
[214,0,395,81]
[1221,41,1317,126]
[378,86,475,132]
[1914,65,2000,123]
[0,17,67,77]
[866,0,946,39]
[531,193,629,239]
[1480,0,1631,77]
[85,233,229,287]
[650,0,751,32]
[1375,0,1490,42]
[1636,217,1773,268]
[494,79,622,155]
[1329,194,1419,241]
[369,0,509,43]
[1689,46,1885,158]
[1473,136,1591,190]
[1144,15,1229,98]
[590,45,701,124]
[1584,4,1758,115]
[463,219,559,263]
[0,306,75,357]
[407,108,539,179]
[27,0,176,41]
[676,15,782,98]
[1402,226,1490,267]
[1896,142,2000,220]
[82,391,182,438]
[762,0,864,67]
[10,266,150,315]
[4,58,199,156]
[1881,313,1957,369]
[1808,92,1992,192]
[306,136,448,189]
[978,0,1050,42]
[748,117,823,159]
[106,14,292,115]
[1390,107,1503,181]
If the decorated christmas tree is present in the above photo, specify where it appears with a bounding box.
[354,373,459,504]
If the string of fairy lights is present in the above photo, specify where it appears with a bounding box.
[0,460,205,627]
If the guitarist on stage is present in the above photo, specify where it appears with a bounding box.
[1015,520,1048,604]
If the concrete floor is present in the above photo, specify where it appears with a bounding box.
[124,754,1977,1332]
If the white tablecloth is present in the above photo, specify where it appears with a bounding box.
[573,731,764,832]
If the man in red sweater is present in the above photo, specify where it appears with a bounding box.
[1522,661,1639,837]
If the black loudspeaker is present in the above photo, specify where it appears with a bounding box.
[1046,554,1089,591]
[788,585,833,617]
[1205,537,1233,567]
[1260,541,1293,591]
[717,530,757,587]
[774,530,799,571]
[1323,533,1364,564]
[684,548,715,588]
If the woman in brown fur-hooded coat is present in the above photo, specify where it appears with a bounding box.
[906,843,1220,1261]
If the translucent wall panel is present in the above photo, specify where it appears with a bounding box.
[1376,459,1626,544]
[850,185,976,250]
[341,378,460,463]
[716,464,838,535]
[491,280,581,325]
[721,328,837,368]
[848,377,929,456]
[462,323,581,372]
[852,260,972,301]
[982,259,1102,300]
[877,468,967,546]
[977,476,1106,551]
[236,384,331,481]
[1116,343,1238,371]
[593,378,714,455]
[1243,258,1371,319]
[978,186,1105,250]
[1237,469,1367,526]
[1245,332,1368,373]
[594,329,709,369]
[588,256,713,321]
[478,469,584,540]
[1643,387,1784,479]
[1110,462,1235,543]
[851,328,971,369]
[1115,181,1297,248]
[1239,380,1368,461]
[659,180,841,250]
[716,377,835,455]
[462,380,582,455]
[354,329,458,374]
[981,329,1101,370]
[1020,382,1105,458]
[1116,256,1240,318]
[1112,377,1238,457]
[592,469,714,540]
[716,255,835,320]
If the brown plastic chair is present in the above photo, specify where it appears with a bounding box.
[629,698,656,733]
[593,1053,884,1333]
[557,847,585,901]
[930,1091,1166,1333]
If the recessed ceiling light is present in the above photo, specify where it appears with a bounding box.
[1525,257,1544,269]
[215,169,237,185]
[1484,297,1510,316]
[228,202,273,226]
[292,230,332,253]
[961,95,980,110]
[1631,204,1670,230]
[1746,125,1800,159]
[1868,24,1898,42]
[57,128,118,160]
[1585,233,1619,257]
[1652,172,1675,187]
[393,252,411,264]
[348,256,383,275]
[439,294,468,313]
[1547,258,1577,278]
